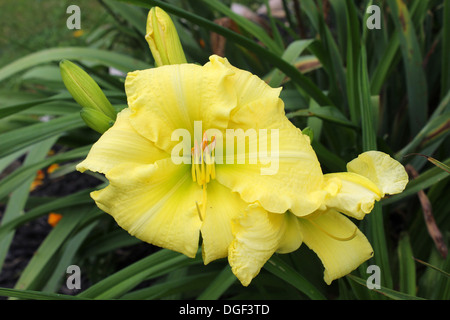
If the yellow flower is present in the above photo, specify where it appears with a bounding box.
[77,55,408,286]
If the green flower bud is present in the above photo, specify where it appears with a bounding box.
[80,107,114,134]
[146,7,187,66]
[60,60,117,120]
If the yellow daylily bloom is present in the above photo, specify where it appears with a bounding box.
[77,54,408,286]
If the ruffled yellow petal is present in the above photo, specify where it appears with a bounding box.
[200,180,248,264]
[216,98,324,217]
[227,60,282,109]
[76,108,169,174]
[320,151,408,220]
[125,55,237,153]
[346,151,409,197]
[228,206,302,286]
[91,159,202,258]
[322,172,382,220]
[298,209,374,285]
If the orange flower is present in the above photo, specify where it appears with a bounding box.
[47,213,63,227]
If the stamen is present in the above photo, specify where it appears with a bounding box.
[191,133,217,187]
[308,219,358,241]
[191,132,217,221]
[191,147,196,182]
[195,201,203,221]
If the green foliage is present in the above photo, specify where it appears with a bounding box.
[0,0,448,300]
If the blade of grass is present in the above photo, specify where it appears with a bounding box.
[267,39,314,88]
[397,233,416,296]
[0,287,89,300]
[344,0,361,124]
[370,0,427,95]
[0,47,150,83]
[77,249,201,299]
[387,0,428,136]
[264,255,326,300]
[414,257,450,279]
[382,158,450,205]
[0,189,96,241]
[395,112,450,160]
[0,137,57,272]
[442,0,450,99]
[121,272,216,300]
[0,145,91,201]
[79,229,141,259]
[346,274,425,300]
[42,221,99,293]
[196,265,236,300]
[0,113,85,159]
[286,105,357,129]
[102,0,147,36]
[13,206,97,291]
[198,0,283,55]
[0,92,73,119]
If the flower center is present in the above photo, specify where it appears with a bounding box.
[191,132,216,186]
[191,132,216,221]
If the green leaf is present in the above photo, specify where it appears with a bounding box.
[0,145,91,201]
[414,258,450,279]
[0,92,73,119]
[344,0,362,124]
[0,113,85,159]
[382,158,450,205]
[286,106,357,129]
[198,0,283,55]
[102,0,147,37]
[387,0,428,136]
[196,265,236,300]
[442,0,450,99]
[14,206,98,291]
[395,112,450,160]
[0,47,150,83]
[264,255,326,300]
[77,249,201,299]
[397,233,417,296]
[0,287,89,300]
[43,221,99,293]
[0,188,96,241]
[267,39,314,88]
[405,154,450,174]
[79,229,141,259]
[120,272,216,300]
[0,138,57,272]
[346,274,425,300]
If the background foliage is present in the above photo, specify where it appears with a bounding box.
[0,0,449,300]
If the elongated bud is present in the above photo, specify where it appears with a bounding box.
[60,60,117,120]
[80,108,114,134]
[145,7,187,66]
